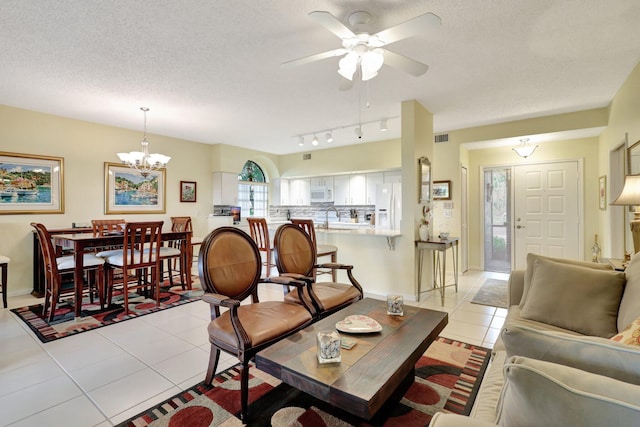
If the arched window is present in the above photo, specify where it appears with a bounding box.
[238,161,268,217]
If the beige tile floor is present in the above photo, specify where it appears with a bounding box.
[0,268,507,426]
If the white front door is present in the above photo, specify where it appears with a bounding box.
[513,161,581,270]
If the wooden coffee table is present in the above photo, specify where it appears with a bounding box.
[255,298,448,421]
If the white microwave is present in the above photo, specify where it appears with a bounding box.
[310,186,332,203]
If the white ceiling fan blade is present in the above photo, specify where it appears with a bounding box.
[373,12,441,45]
[308,11,357,40]
[281,48,347,68]
[381,49,429,76]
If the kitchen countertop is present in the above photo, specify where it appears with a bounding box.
[316,226,401,237]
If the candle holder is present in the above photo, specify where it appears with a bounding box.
[387,294,404,316]
[317,330,342,364]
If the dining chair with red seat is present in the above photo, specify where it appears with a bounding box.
[290,218,338,281]
[103,221,163,315]
[273,223,363,319]
[198,226,313,422]
[246,217,276,277]
[30,222,106,321]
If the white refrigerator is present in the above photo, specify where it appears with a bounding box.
[375,183,402,230]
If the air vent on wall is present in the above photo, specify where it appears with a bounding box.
[302,153,312,160]
[434,133,449,143]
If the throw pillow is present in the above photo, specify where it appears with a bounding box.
[520,257,625,337]
[519,253,612,308]
[618,253,640,332]
[501,324,640,385]
[611,315,640,346]
[496,356,640,427]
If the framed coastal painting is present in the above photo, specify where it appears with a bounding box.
[104,162,166,214]
[0,151,64,214]
[433,180,452,200]
[180,180,197,202]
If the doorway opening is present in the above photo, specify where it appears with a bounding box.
[484,167,511,273]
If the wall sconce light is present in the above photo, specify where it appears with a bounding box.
[513,138,538,158]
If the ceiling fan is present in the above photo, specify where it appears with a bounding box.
[282,10,441,85]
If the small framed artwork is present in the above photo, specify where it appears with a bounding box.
[104,162,166,214]
[0,151,64,214]
[180,180,197,202]
[433,180,452,200]
[599,175,606,210]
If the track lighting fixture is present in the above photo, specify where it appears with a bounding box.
[293,116,398,148]
[325,132,333,143]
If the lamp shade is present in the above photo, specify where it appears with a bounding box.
[612,175,640,206]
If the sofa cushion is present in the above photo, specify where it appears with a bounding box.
[496,356,640,427]
[520,257,625,337]
[469,350,506,422]
[612,315,640,346]
[501,324,640,385]
[619,253,640,332]
[519,253,612,308]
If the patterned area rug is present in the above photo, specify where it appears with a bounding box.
[11,276,203,343]
[117,337,491,427]
[471,278,508,309]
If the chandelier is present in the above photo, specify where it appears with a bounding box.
[117,107,170,178]
[512,138,538,158]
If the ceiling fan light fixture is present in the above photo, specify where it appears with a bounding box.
[361,49,384,73]
[513,138,538,158]
[338,52,358,80]
[325,131,333,143]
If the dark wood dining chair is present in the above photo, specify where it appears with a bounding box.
[31,222,105,321]
[273,223,363,318]
[0,255,9,308]
[157,216,193,289]
[198,226,313,421]
[103,221,163,315]
[290,218,338,281]
[246,217,276,277]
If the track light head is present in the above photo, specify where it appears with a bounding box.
[298,136,304,146]
[325,132,333,143]
[379,119,388,132]
[312,135,319,146]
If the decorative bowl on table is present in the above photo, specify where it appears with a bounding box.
[335,315,382,333]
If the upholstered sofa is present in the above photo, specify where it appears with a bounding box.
[429,253,640,427]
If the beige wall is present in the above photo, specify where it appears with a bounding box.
[465,137,599,270]
[599,62,640,256]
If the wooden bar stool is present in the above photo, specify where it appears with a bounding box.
[247,217,276,277]
[291,219,337,281]
[0,255,9,308]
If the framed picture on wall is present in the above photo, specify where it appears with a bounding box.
[180,180,197,202]
[104,162,166,214]
[599,175,607,210]
[433,180,452,200]
[0,151,64,214]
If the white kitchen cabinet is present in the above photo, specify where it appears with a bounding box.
[333,175,350,205]
[271,178,289,206]
[366,172,383,205]
[384,170,402,184]
[212,172,238,205]
[289,178,310,205]
[349,174,366,205]
[310,176,334,188]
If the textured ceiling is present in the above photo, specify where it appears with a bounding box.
[1,0,640,154]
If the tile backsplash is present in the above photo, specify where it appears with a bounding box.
[269,202,375,223]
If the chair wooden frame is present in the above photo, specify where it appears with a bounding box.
[104,221,163,315]
[31,222,105,321]
[273,223,363,318]
[198,226,314,421]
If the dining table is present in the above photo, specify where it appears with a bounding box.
[52,229,192,317]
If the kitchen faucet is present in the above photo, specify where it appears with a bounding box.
[325,206,340,228]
